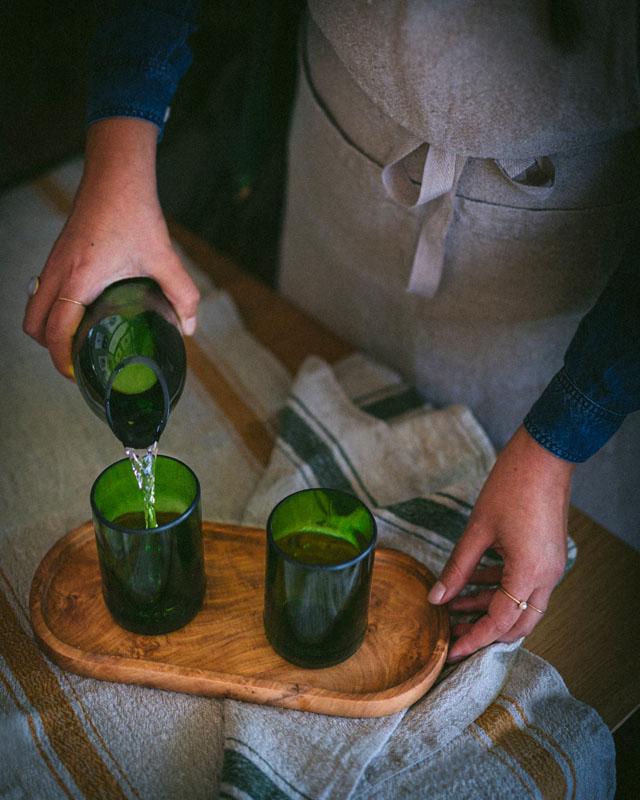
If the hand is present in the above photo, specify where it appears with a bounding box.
[23,118,200,378]
[428,425,574,662]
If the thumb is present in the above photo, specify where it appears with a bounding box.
[428,524,491,605]
[153,251,201,336]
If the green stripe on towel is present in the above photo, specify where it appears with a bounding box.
[358,387,427,420]
[386,497,469,541]
[221,749,293,800]
[278,407,354,493]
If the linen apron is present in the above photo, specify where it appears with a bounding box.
[278,5,640,546]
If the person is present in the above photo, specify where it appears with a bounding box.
[22,1,640,663]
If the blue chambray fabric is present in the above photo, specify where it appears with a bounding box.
[525,235,640,461]
[87,1,200,137]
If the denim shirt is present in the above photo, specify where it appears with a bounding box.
[87,1,640,462]
[87,1,199,134]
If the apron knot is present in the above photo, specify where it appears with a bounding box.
[382,142,466,297]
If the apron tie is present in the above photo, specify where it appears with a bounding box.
[381,146,555,297]
[382,142,466,297]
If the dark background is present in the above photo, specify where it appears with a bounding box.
[1,0,302,286]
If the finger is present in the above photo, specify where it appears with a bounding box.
[495,586,552,642]
[446,578,536,661]
[153,251,201,336]
[452,622,474,639]
[469,565,503,585]
[45,297,87,378]
[428,524,492,605]
[448,589,494,613]
[23,271,63,346]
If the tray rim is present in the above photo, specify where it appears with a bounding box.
[29,521,449,718]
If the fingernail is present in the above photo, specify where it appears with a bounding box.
[183,317,196,336]
[447,654,464,664]
[428,580,446,604]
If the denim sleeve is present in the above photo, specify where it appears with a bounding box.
[524,231,640,462]
[86,1,200,137]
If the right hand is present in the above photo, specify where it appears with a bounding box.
[23,118,201,379]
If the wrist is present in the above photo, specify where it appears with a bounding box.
[510,425,576,482]
[80,118,159,199]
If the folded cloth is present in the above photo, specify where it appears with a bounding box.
[218,355,612,800]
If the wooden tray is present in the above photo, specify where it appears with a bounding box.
[30,521,449,718]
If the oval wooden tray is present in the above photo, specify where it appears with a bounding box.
[30,521,449,718]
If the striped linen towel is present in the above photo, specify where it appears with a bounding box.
[0,168,613,800]
[219,355,613,800]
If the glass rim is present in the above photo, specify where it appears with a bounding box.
[90,454,200,535]
[266,487,377,572]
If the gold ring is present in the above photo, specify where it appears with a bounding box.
[527,602,545,614]
[56,296,85,307]
[498,585,530,611]
[27,276,40,297]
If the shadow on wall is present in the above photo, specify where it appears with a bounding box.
[157,0,303,288]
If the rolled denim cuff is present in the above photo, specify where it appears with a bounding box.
[86,61,177,138]
[524,367,626,462]
[86,2,197,140]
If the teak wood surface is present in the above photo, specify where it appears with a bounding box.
[29,521,449,718]
[35,179,640,730]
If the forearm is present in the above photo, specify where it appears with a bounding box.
[524,230,640,461]
[81,118,160,198]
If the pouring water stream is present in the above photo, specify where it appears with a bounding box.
[125,441,159,528]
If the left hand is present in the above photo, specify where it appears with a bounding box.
[427,425,574,662]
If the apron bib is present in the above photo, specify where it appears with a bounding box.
[278,15,640,544]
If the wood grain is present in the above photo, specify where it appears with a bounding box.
[30,522,449,718]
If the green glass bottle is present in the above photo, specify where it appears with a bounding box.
[72,278,186,448]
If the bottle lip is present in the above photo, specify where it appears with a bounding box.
[104,355,171,447]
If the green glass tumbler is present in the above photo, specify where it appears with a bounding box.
[91,456,205,635]
[263,488,377,668]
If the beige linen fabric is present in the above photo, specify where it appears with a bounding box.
[278,14,640,545]
[307,0,640,159]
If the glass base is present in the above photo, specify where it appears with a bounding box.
[105,590,204,636]
[265,624,365,669]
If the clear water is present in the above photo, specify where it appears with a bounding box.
[125,441,158,528]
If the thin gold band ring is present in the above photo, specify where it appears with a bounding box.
[498,585,545,614]
[56,296,85,307]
